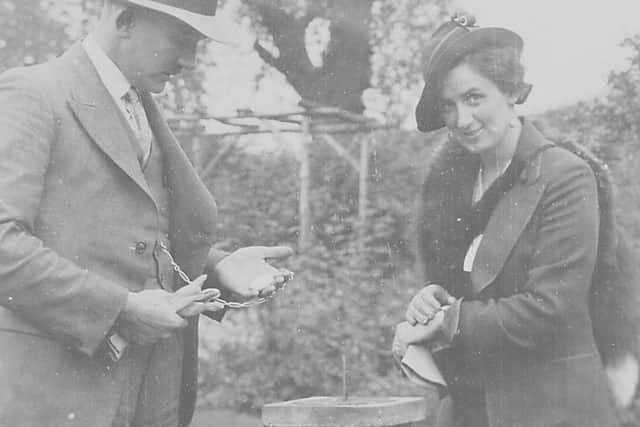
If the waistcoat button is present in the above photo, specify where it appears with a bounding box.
[134,241,147,254]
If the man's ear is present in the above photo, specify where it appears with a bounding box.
[115,8,136,37]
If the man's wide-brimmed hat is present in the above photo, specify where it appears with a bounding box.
[415,14,528,132]
[124,0,235,43]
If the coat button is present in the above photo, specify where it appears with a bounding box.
[135,241,147,254]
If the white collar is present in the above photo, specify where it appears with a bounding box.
[473,158,513,204]
[82,35,132,101]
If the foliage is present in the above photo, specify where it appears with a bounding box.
[199,146,299,248]
[541,34,640,245]
[197,129,440,413]
[369,0,448,121]
[540,34,640,425]
[1,2,447,412]
[240,0,374,113]
[10,1,640,423]
[241,0,448,118]
[0,0,71,71]
[0,0,211,119]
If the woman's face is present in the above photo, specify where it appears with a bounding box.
[439,62,516,155]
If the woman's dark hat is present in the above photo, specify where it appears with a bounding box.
[415,14,528,132]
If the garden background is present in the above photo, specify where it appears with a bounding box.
[3,1,640,425]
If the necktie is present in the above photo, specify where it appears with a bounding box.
[122,87,152,167]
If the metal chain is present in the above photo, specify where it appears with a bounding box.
[158,242,285,309]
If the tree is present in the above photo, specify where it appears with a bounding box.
[541,34,640,243]
[192,2,451,412]
[242,0,447,118]
[5,0,451,415]
[243,0,373,113]
[196,128,444,413]
[0,0,71,71]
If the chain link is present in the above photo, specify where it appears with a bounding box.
[158,242,285,309]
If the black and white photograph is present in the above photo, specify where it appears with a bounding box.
[1,1,640,426]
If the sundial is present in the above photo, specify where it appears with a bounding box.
[262,352,426,427]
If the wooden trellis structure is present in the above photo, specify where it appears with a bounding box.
[168,99,395,251]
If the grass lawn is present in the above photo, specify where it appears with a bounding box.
[190,409,261,427]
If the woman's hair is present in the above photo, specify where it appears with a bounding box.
[456,46,528,99]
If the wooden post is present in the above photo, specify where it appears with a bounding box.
[199,138,235,182]
[341,352,348,401]
[298,118,312,252]
[357,135,370,250]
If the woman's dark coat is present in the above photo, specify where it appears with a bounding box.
[417,120,617,427]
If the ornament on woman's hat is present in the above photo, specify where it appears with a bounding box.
[451,13,477,28]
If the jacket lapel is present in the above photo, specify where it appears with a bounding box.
[470,120,550,295]
[64,43,153,199]
[62,44,217,277]
[140,92,218,275]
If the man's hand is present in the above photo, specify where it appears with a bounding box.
[406,284,455,326]
[172,274,225,317]
[392,313,445,359]
[115,289,186,346]
[115,275,223,345]
[214,246,294,299]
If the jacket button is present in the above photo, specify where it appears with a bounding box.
[135,241,147,254]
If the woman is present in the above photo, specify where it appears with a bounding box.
[392,14,619,427]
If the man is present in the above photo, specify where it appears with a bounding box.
[0,1,292,426]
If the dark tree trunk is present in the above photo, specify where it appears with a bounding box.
[249,0,373,114]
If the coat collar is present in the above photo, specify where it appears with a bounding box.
[81,36,131,102]
[469,119,551,294]
[140,91,218,270]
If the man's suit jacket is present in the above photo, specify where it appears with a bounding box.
[0,43,225,427]
[418,121,617,427]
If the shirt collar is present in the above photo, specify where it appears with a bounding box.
[82,35,132,101]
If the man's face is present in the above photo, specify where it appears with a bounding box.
[123,8,205,93]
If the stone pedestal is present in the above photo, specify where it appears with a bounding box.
[262,396,426,427]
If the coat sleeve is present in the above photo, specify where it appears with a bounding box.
[202,247,230,321]
[0,70,128,357]
[440,156,599,357]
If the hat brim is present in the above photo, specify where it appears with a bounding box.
[125,0,239,45]
[415,27,523,132]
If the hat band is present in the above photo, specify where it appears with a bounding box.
[422,25,468,80]
[127,0,217,17]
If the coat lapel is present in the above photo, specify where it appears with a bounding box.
[470,120,550,295]
[140,92,218,275]
[62,43,217,275]
[64,43,153,199]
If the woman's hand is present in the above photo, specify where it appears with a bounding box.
[392,311,445,359]
[406,284,456,325]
